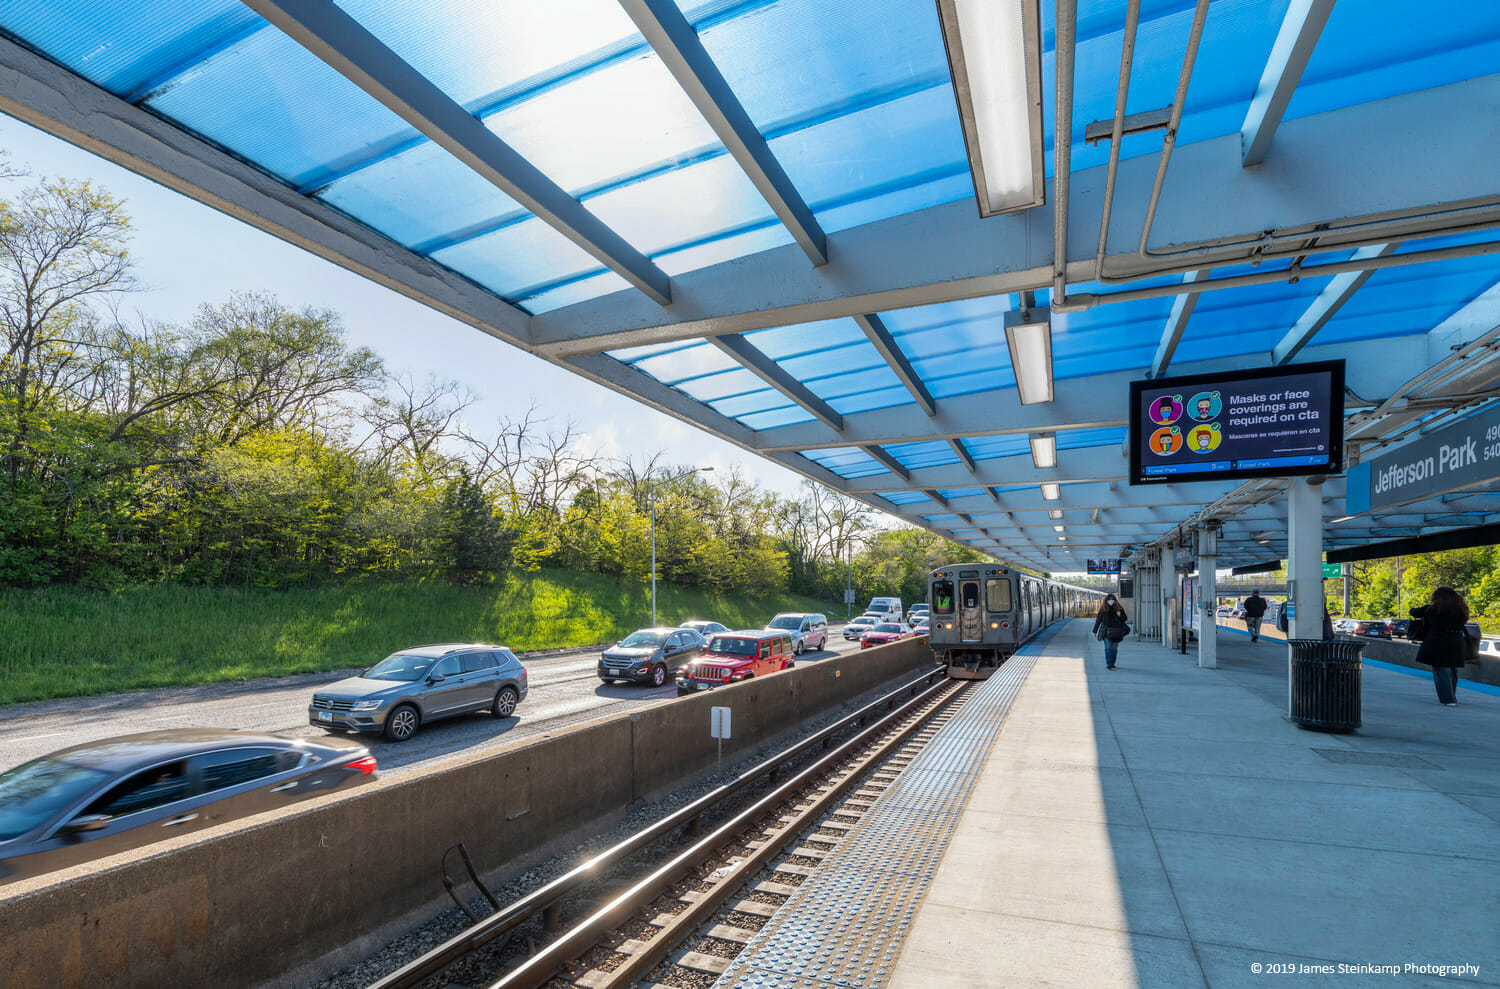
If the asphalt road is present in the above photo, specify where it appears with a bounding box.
[0,629,874,776]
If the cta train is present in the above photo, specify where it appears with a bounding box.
[927,564,1105,678]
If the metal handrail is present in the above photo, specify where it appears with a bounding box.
[366,663,945,989]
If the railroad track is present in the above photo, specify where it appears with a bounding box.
[367,668,963,989]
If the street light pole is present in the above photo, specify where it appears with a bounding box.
[650,465,713,626]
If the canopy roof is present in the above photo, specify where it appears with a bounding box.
[3,0,1499,571]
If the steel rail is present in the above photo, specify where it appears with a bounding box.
[487,676,963,989]
[365,665,945,989]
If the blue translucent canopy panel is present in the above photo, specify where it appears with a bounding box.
[963,435,1032,462]
[336,0,642,112]
[879,490,938,507]
[804,448,892,479]
[1320,255,1500,347]
[685,0,971,232]
[141,23,417,189]
[431,215,621,300]
[1060,428,1128,451]
[1289,0,1500,121]
[884,441,961,471]
[320,140,526,251]
[937,488,987,499]
[922,514,962,525]
[743,320,916,415]
[1171,273,1337,365]
[880,296,1019,399]
[1047,297,1177,380]
[608,339,808,427]
[523,271,631,314]
[0,0,259,99]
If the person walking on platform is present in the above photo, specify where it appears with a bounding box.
[1242,590,1268,641]
[1092,595,1130,670]
[1410,587,1473,707]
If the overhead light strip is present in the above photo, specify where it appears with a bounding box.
[935,0,1046,216]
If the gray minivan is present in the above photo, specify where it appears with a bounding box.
[764,613,829,654]
[310,643,528,741]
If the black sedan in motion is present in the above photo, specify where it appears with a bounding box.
[0,729,376,885]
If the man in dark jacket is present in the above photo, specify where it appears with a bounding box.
[1242,590,1268,642]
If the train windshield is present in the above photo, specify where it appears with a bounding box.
[986,579,1012,612]
[932,579,955,613]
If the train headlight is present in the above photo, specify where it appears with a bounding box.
[989,621,999,629]
[944,622,954,630]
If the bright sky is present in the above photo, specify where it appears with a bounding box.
[0,114,816,498]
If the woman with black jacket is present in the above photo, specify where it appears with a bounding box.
[1092,594,1129,670]
[1411,586,1470,706]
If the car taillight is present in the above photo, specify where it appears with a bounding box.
[345,756,378,776]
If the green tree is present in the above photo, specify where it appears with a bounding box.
[438,468,508,583]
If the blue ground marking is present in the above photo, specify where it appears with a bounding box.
[1016,617,1075,656]
[1361,657,1500,698]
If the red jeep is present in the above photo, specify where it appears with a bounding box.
[676,630,795,695]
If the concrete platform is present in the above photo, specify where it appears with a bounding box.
[886,619,1500,988]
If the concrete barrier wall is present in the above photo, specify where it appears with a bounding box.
[0,639,937,989]
[1343,635,1500,687]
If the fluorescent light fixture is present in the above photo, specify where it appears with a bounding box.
[1058,535,1067,541]
[935,0,1045,216]
[1041,482,1060,501]
[1329,514,1357,523]
[1053,525,1065,532]
[1048,509,1063,519]
[1005,307,1054,404]
[1029,431,1057,469]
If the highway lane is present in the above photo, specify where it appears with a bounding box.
[0,629,876,775]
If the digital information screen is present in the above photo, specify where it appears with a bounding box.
[1086,558,1121,574]
[1129,360,1344,485]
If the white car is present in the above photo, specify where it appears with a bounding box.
[843,615,881,640]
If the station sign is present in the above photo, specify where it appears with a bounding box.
[1128,360,1344,485]
[1344,404,1500,514]
[1086,558,1121,574]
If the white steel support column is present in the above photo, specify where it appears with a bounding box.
[1287,477,1325,639]
[1159,546,1177,652]
[1197,528,1218,669]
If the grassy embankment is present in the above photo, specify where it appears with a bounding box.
[0,570,840,706]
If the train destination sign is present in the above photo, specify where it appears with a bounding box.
[1129,361,1345,485]
[1344,404,1500,514]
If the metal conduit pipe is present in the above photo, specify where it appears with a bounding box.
[1134,0,1210,260]
[1093,0,1142,276]
[1051,0,1078,310]
[1346,323,1500,440]
[1061,236,1500,310]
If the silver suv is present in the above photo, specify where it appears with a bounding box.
[764,613,829,655]
[310,644,528,742]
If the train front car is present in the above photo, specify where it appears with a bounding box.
[928,565,1019,679]
[929,565,1106,678]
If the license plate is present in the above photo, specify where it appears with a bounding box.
[317,711,332,721]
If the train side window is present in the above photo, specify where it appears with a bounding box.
[985,579,1012,612]
[933,580,955,613]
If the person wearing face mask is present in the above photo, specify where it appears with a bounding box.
[1092,594,1130,670]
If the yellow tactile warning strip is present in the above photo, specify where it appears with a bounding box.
[715,636,1051,989]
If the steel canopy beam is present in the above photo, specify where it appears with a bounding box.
[862,445,910,481]
[241,0,673,306]
[1272,244,1396,364]
[616,0,827,266]
[1240,0,1336,167]
[1150,270,1204,378]
[948,439,977,473]
[855,314,937,416]
[709,334,844,431]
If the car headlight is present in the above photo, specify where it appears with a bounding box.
[351,699,384,712]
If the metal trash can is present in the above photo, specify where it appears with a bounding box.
[1288,639,1364,732]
